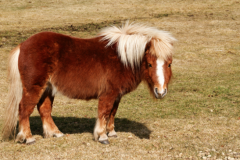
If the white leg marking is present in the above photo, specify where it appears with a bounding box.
[43,124,64,138]
[16,128,36,144]
[94,118,108,141]
[99,134,108,141]
[16,129,26,142]
[156,59,165,94]
[43,124,53,138]
[108,130,117,137]
[94,119,100,141]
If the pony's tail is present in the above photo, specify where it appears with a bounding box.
[2,45,22,140]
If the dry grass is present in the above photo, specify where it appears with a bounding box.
[0,0,240,159]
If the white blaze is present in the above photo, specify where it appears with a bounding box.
[156,59,165,94]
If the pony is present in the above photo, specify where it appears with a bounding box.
[2,22,176,144]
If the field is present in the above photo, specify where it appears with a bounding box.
[0,0,240,159]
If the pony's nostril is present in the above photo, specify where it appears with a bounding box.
[154,88,158,94]
[162,88,167,96]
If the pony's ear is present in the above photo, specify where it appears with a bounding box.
[145,41,151,53]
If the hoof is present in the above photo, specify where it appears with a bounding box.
[16,132,26,143]
[99,140,110,145]
[26,138,36,145]
[108,135,117,138]
[53,132,64,138]
[26,140,36,145]
[108,130,117,138]
[44,131,64,138]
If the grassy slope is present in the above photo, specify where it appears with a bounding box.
[0,0,240,159]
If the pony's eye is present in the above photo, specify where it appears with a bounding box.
[148,63,152,68]
[168,64,171,68]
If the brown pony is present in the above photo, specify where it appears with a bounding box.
[2,22,176,144]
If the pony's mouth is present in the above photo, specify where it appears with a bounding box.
[154,88,167,99]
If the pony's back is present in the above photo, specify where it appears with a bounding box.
[19,32,140,99]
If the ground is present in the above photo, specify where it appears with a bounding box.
[0,0,240,159]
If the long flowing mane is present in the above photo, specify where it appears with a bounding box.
[99,22,177,68]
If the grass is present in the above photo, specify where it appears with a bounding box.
[0,0,240,159]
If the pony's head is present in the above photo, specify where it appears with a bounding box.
[142,43,173,98]
[100,22,176,99]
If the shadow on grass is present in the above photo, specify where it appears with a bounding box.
[30,116,151,139]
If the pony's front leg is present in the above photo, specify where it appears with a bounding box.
[106,97,121,138]
[94,93,119,144]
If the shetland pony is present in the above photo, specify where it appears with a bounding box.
[2,22,176,144]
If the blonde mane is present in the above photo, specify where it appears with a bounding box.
[99,22,177,68]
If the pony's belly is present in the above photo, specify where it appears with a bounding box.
[50,81,100,100]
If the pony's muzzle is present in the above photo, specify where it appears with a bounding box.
[154,88,167,99]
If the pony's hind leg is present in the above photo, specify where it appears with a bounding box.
[16,88,43,144]
[106,97,121,138]
[37,84,63,138]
